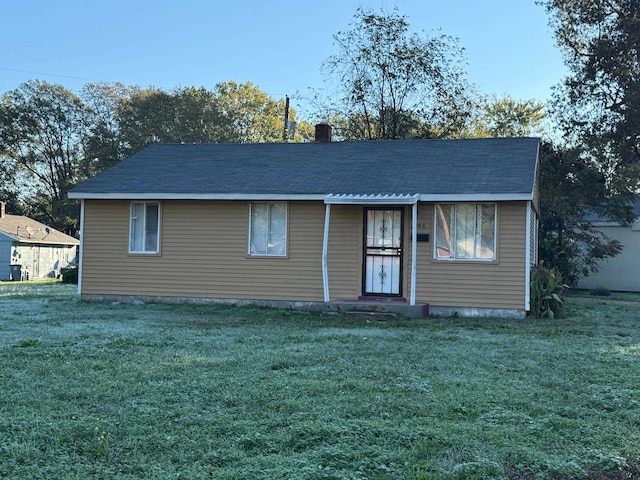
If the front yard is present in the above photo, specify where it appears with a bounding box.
[1,282,639,479]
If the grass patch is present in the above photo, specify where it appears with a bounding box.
[0,280,75,299]
[569,289,640,303]
[1,285,639,479]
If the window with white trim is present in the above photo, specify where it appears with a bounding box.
[249,202,287,256]
[435,203,496,260]
[129,202,160,254]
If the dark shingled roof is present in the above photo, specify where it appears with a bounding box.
[69,137,540,199]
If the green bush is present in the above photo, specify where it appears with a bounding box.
[61,267,78,284]
[530,261,569,318]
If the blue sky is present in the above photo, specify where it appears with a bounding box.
[1,0,565,117]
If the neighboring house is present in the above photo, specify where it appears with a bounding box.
[0,202,80,281]
[577,201,640,292]
[68,127,540,317]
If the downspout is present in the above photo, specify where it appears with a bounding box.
[410,202,418,306]
[322,203,331,302]
[525,201,532,311]
[77,199,85,296]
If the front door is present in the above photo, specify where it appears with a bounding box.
[363,208,403,296]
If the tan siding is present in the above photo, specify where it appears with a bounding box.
[414,201,528,310]
[326,205,363,300]
[82,200,327,301]
[529,204,538,267]
[81,200,529,310]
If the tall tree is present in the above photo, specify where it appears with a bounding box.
[320,7,474,140]
[117,82,301,150]
[80,82,136,176]
[537,0,639,282]
[0,160,23,215]
[116,86,224,154]
[538,142,624,284]
[541,0,640,196]
[466,96,545,138]
[117,87,176,153]
[214,81,289,143]
[0,80,88,230]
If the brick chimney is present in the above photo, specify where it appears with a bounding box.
[0,201,5,219]
[315,123,332,142]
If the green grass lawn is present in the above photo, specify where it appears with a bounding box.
[1,282,639,479]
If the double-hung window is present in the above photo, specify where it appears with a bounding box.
[129,202,160,254]
[435,203,496,260]
[249,202,287,256]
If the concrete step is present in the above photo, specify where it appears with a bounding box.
[328,301,429,318]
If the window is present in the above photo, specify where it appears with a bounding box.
[129,202,160,254]
[249,202,287,256]
[435,203,496,260]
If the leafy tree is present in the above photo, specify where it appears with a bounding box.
[538,142,624,285]
[173,87,228,143]
[116,86,224,154]
[320,7,474,140]
[541,0,640,196]
[80,82,136,176]
[537,0,639,283]
[289,119,315,142]
[215,81,295,143]
[466,96,545,138]
[117,82,302,149]
[0,80,87,230]
[0,160,24,215]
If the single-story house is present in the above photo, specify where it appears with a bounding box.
[577,201,640,292]
[0,202,79,281]
[68,128,540,317]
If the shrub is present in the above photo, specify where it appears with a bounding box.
[61,267,78,284]
[591,287,611,297]
[530,261,569,318]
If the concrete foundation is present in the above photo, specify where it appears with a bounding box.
[81,294,525,319]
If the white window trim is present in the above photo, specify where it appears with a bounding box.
[129,201,161,254]
[433,202,497,261]
[248,202,288,257]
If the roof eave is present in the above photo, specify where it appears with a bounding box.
[68,192,329,201]
[68,192,535,202]
[23,238,79,245]
[418,193,534,202]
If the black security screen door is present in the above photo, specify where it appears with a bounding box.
[363,208,403,296]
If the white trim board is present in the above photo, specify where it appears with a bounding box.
[69,192,534,202]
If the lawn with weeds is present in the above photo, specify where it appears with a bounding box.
[1,282,639,479]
